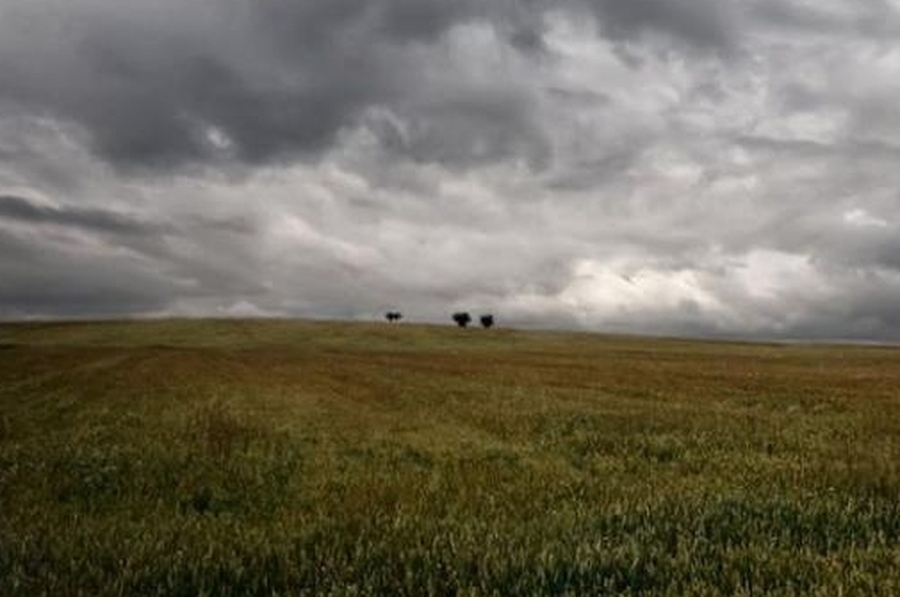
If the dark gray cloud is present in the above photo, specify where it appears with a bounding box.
[0,193,265,318]
[0,194,162,236]
[365,92,551,170]
[2,0,900,341]
[749,0,900,38]
[0,1,373,169]
[0,0,747,173]
[0,0,542,172]
[0,224,177,317]
[581,0,739,52]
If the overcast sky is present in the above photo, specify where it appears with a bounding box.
[2,0,900,340]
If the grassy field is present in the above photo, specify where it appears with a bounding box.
[2,319,900,595]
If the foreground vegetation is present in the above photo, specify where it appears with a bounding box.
[2,319,900,595]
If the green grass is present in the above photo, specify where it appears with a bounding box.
[2,319,900,595]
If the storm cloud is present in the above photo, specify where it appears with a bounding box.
[2,0,900,340]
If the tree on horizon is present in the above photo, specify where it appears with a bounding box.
[452,312,471,328]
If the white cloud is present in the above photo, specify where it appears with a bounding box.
[843,208,889,229]
[559,258,726,320]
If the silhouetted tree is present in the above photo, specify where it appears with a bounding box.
[480,314,494,329]
[385,311,402,322]
[452,312,471,328]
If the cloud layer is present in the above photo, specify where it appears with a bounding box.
[2,0,900,340]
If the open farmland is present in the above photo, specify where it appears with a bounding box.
[2,319,900,595]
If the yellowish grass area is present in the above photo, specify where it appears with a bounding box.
[2,320,900,594]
